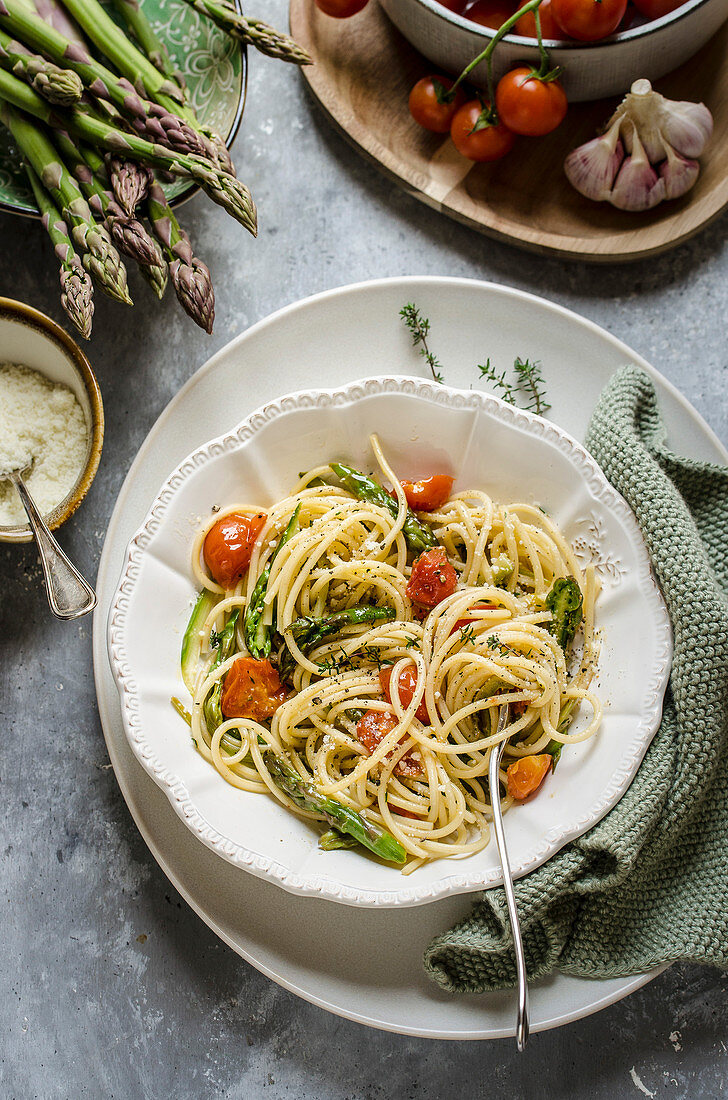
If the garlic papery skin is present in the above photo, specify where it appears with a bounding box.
[658,100,713,159]
[610,128,665,212]
[610,79,667,163]
[659,145,700,201]
[564,118,624,202]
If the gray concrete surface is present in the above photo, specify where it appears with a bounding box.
[1,1,727,1095]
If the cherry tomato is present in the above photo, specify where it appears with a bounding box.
[356,710,423,777]
[221,657,287,721]
[506,753,552,799]
[450,601,497,634]
[436,0,468,11]
[450,100,515,162]
[203,511,267,588]
[406,547,458,608]
[495,67,568,137]
[631,0,683,18]
[464,0,516,29]
[409,77,465,134]
[515,0,562,37]
[399,474,454,510]
[380,665,430,723]
[551,0,627,40]
[315,0,369,15]
[617,1,639,28]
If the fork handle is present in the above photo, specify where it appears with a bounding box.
[12,472,96,620]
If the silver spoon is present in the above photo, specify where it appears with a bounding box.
[489,703,530,1051]
[2,461,96,620]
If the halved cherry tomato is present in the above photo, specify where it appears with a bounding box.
[406,547,458,608]
[409,77,465,134]
[220,657,287,722]
[631,0,682,17]
[515,0,562,38]
[450,601,497,634]
[506,753,552,799]
[315,0,369,15]
[380,665,430,723]
[495,67,568,137]
[450,100,515,162]
[399,474,454,511]
[203,512,267,588]
[356,709,423,777]
[551,0,627,40]
[464,0,516,29]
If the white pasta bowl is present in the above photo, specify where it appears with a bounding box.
[108,376,671,908]
[379,0,728,102]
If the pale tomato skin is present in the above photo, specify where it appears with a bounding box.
[495,68,568,137]
[380,665,430,723]
[315,0,369,15]
[220,657,287,721]
[450,101,515,162]
[203,511,267,588]
[409,77,464,134]
[399,474,454,511]
[551,0,627,39]
[356,709,423,777]
[406,546,458,608]
[506,754,552,800]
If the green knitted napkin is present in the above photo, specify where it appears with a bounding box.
[424,365,728,992]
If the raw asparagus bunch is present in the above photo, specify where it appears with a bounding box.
[25,160,93,337]
[178,0,312,65]
[0,28,82,105]
[147,177,213,333]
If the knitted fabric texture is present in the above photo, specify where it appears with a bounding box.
[423,366,728,993]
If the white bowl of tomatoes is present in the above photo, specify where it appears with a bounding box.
[379,0,728,101]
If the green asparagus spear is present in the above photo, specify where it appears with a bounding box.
[244,504,301,660]
[0,28,82,105]
[25,160,93,338]
[0,100,131,304]
[263,751,406,864]
[147,178,214,333]
[203,608,239,736]
[330,462,436,554]
[0,67,256,233]
[180,589,218,692]
[545,697,580,768]
[108,0,186,94]
[281,606,396,679]
[545,577,583,651]
[318,828,359,851]
[179,0,312,65]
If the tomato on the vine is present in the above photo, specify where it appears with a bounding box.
[409,76,465,133]
[464,0,516,30]
[314,0,369,16]
[495,67,568,136]
[631,0,683,18]
[515,0,562,37]
[450,100,515,162]
[550,0,627,39]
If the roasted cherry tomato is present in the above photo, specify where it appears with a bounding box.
[450,601,497,634]
[515,0,562,37]
[203,511,267,588]
[356,709,423,777]
[380,665,430,723]
[315,0,369,15]
[221,657,287,721]
[409,77,465,134]
[551,0,627,39]
[464,0,516,29]
[399,474,454,510]
[450,100,515,162]
[495,67,568,137]
[506,753,552,799]
[631,0,682,17]
[406,547,458,608]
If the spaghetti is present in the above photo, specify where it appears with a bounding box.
[175,434,601,872]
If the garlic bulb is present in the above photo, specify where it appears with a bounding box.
[564,79,713,213]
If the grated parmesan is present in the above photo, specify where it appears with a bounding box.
[0,363,88,527]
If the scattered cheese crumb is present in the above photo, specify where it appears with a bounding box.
[0,363,88,526]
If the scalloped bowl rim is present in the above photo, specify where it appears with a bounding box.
[108,375,672,908]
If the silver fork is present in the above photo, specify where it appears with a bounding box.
[489,703,530,1051]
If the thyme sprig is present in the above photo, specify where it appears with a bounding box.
[399,303,445,384]
[479,356,551,416]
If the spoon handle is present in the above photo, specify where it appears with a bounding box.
[12,472,96,620]
[489,705,530,1052]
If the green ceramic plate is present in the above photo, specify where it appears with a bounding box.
[0,0,246,215]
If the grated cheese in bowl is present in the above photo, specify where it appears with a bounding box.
[0,362,89,528]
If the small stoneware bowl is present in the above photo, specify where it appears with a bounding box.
[379,0,728,101]
[0,298,104,544]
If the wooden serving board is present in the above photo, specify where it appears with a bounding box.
[290,0,728,261]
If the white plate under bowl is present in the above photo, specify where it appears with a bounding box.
[108,373,671,908]
[96,277,727,1037]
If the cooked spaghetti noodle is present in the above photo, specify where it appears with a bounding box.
[176,435,601,872]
